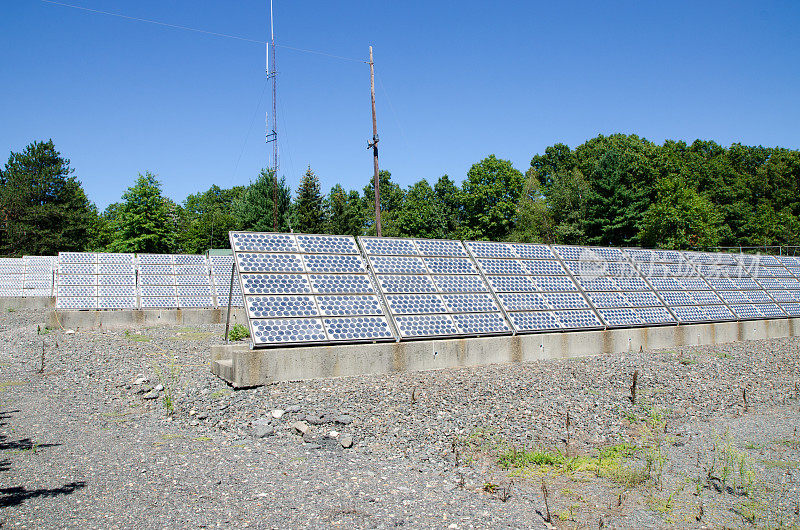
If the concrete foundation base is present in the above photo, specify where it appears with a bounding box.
[211,317,800,387]
[0,297,54,311]
[48,308,247,330]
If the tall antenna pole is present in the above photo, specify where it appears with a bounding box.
[367,46,381,236]
[267,0,279,230]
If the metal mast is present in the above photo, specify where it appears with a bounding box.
[267,0,279,230]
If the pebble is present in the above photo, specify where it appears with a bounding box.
[291,421,310,436]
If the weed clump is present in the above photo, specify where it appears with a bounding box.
[228,323,250,342]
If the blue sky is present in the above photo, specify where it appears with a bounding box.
[3,1,799,210]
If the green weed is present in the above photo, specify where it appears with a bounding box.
[152,357,180,415]
[227,323,250,342]
[124,330,151,342]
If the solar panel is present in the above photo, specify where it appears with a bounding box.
[508,311,562,331]
[0,258,25,297]
[137,255,177,308]
[680,250,791,323]
[394,314,458,338]
[209,255,243,308]
[540,292,591,310]
[22,256,56,297]
[467,241,604,333]
[554,245,626,262]
[362,236,510,339]
[135,254,211,309]
[597,308,643,326]
[232,232,397,347]
[781,303,800,316]
[57,252,136,310]
[634,306,675,324]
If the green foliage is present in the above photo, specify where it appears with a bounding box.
[325,184,363,237]
[107,172,179,253]
[228,323,250,342]
[580,135,657,246]
[461,155,525,241]
[361,170,405,236]
[433,174,463,239]
[0,140,96,255]
[394,179,448,239]
[180,184,245,253]
[232,169,292,232]
[6,134,800,253]
[638,176,723,249]
[292,166,326,234]
[498,447,564,468]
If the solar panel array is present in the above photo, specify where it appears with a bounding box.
[0,258,25,297]
[137,254,214,309]
[554,246,676,327]
[684,251,787,321]
[623,249,731,323]
[56,252,137,310]
[361,237,511,339]
[209,255,243,308]
[465,241,601,332]
[774,256,800,316]
[23,256,56,297]
[231,232,395,346]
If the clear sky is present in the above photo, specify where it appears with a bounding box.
[3,1,799,210]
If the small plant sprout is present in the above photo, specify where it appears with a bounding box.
[152,357,180,415]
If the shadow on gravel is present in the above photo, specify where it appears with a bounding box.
[0,481,86,508]
[0,437,60,452]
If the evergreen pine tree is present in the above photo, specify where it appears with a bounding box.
[293,166,326,234]
[0,139,96,255]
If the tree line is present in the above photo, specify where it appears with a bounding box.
[1,135,798,257]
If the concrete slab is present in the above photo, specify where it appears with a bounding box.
[0,297,54,311]
[210,317,800,388]
[48,308,247,330]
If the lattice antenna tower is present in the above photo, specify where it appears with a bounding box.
[266,0,279,230]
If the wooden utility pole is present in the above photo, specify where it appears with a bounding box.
[367,46,381,236]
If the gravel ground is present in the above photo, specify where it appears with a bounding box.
[2,308,800,528]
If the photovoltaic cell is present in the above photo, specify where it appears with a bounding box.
[385,294,448,314]
[597,308,642,326]
[422,257,478,275]
[316,295,383,316]
[433,275,488,293]
[360,237,418,256]
[540,292,590,310]
[509,311,562,331]
[414,239,467,257]
[394,314,458,338]
[209,255,243,308]
[303,254,366,273]
[311,274,375,294]
[251,318,326,344]
[324,316,394,341]
[297,234,360,255]
[452,312,511,334]
[369,256,427,274]
[781,303,800,316]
